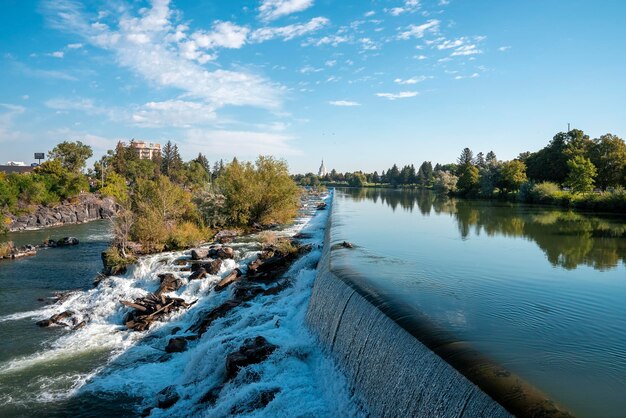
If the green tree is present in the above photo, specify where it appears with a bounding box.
[99,171,129,204]
[217,156,300,226]
[565,156,597,194]
[349,172,367,187]
[48,141,93,173]
[589,134,626,189]
[457,148,474,167]
[457,164,480,195]
[499,160,528,193]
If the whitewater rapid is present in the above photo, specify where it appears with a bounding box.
[0,192,364,417]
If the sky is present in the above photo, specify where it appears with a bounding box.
[1,0,625,174]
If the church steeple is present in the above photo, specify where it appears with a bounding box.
[318,159,327,177]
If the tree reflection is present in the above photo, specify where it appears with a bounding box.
[338,188,626,271]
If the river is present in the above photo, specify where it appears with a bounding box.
[0,196,361,417]
[331,188,626,418]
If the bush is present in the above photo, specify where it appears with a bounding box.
[217,156,301,227]
[0,241,14,258]
[102,245,136,276]
[167,222,208,250]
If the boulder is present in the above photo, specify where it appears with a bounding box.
[216,247,235,259]
[156,385,179,409]
[231,388,280,415]
[57,237,79,246]
[157,273,183,295]
[191,248,209,260]
[188,268,207,281]
[225,336,277,380]
[214,268,242,292]
[165,337,188,353]
[215,229,239,244]
[187,299,242,336]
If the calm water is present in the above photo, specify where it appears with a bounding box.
[332,188,626,418]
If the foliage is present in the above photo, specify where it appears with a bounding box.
[433,171,458,193]
[457,147,474,166]
[48,141,93,173]
[99,171,129,204]
[498,160,527,193]
[102,245,136,275]
[565,156,597,194]
[0,241,14,258]
[456,164,480,195]
[217,156,300,227]
[349,172,367,187]
[166,221,208,250]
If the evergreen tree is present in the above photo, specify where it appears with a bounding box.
[485,151,498,167]
[475,152,486,168]
[457,148,474,167]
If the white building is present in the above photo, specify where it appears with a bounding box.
[318,160,327,177]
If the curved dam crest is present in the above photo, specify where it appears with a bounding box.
[306,195,512,418]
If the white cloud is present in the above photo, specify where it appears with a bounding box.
[398,20,440,40]
[131,100,216,128]
[414,54,428,60]
[44,0,282,110]
[364,11,375,17]
[394,75,431,84]
[22,95,30,100]
[454,73,479,80]
[250,17,329,42]
[499,45,511,52]
[325,60,336,67]
[387,0,421,16]
[259,0,314,22]
[329,100,360,106]
[451,44,481,56]
[299,65,323,74]
[67,43,83,49]
[375,91,418,100]
[303,34,349,47]
[45,97,98,112]
[185,129,301,157]
[49,51,65,58]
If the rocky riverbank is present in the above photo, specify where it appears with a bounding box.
[8,194,117,232]
[0,236,80,261]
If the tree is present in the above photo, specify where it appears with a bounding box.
[433,170,458,193]
[589,134,626,189]
[349,172,367,187]
[195,153,211,174]
[417,161,433,186]
[565,156,597,194]
[371,171,380,184]
[486,151,498,167]
[475,152,486,168]
[48,141,93,173]
[457,148,474,167]
[457,164,480,195]
[387,164,400,186]
[217,156,300,226]
[161,141,183,180]
[498,160,528,193]
[99,171,129,204]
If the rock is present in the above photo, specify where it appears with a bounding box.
[225,336,277,380]
[191,248,209,260]
[157,273,183,295]
[188,267,207,281]
[216,247,235,259]
[57,237,79,246]
[231,388,280,415]
[187,299,242,336]
[232,281,265,301]
[199,385,223,405]
[316,202,327,210]
[214,268,243,292]
[215,229,239,244]
[156,385,180,409]
[122,294,195,331]
[341,241,353,248]
[206,259,223,275]
[36,310,74,327]
[165,337,188,353]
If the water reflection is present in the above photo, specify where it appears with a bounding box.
[338,188,626,270]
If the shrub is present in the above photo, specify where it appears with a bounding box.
[167,222,208,250]
[0,241,14,258]
[217,156,301,227]
[102,245,136,276]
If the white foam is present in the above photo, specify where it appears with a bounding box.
[2,192,364,416]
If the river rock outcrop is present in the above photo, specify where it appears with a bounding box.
[8,194,117,231]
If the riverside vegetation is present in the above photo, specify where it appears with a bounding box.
[1,140,302,273]
[296,129,626,213]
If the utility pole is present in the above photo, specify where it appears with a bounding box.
[567,123,571,132]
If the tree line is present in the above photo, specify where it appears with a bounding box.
[1,140,302,264]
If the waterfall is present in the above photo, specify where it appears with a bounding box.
[306,200,512,418]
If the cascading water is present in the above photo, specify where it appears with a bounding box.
[0,192,364,417]
[306,199,512,418]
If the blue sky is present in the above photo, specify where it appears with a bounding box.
[1,0,625,173]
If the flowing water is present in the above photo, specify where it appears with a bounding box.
[330,188,626,418]
[0,195,363,417]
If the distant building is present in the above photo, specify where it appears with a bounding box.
[129,140,161,160]
[318,160,327,177]
[0,165,34,174]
